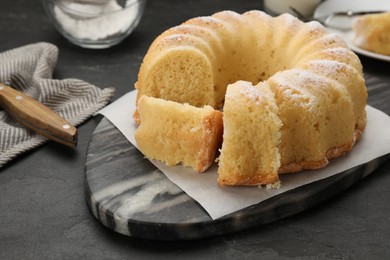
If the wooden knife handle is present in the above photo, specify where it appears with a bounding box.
[0,84,77,147]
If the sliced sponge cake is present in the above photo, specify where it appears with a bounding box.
[218,81,282,186]
[135,95,223,173]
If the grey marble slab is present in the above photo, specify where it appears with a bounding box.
[84,116,389,241]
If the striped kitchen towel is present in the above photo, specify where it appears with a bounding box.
[0,42,115,167]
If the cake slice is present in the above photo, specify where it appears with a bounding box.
[353,11,390,55]
[134,95,223,173]
[218,81,282,186]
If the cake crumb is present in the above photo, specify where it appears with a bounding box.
[258,180,282,190]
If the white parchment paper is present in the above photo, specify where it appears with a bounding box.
[98,90,390,219]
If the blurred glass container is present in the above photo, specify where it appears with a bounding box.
[42,0,146,49]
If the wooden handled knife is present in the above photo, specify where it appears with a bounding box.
[0,84,77,148]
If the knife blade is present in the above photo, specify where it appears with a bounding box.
[0,84,77,148]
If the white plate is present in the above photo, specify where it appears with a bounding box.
[326,28,390,62]
[314,0,390,62]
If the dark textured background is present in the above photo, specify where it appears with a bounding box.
[1,0,390,259]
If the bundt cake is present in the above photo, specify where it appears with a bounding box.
[134,10,367,186]
[352,11,390,55]
[134,95,223,173]
[218,81,282,186]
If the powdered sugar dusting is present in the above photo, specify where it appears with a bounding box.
[226,82,267,104]
[194,16,222,26]
[240,84,261,102]
[325,47,350,56]
[320,33,347,47]
[306,20,325,31]
[270,69,323,103]
[278,13,300,28]
[273,69,322,87]
[308,59,345,71]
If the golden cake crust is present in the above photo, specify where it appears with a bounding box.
[218,172,280,186]
[280,126,365,174]
[196,111,224,172]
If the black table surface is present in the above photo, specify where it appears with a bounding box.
[1,0,390,259]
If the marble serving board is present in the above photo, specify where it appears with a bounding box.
[84,117,389,241]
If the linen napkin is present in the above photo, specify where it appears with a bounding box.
[0,42,115,167]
